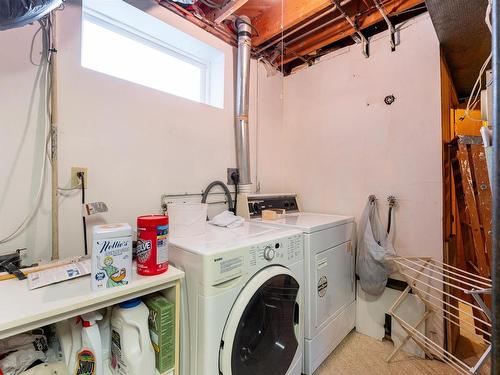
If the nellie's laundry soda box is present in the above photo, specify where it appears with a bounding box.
[91,224,132,291]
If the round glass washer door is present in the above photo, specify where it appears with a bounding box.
[219,266,300,375]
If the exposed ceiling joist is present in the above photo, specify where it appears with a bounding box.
[281,0,424,65]
[251,0,334,46]
[214,0,248,23]
[157,0,427,72]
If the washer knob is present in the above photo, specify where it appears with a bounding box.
[263,246,275,261]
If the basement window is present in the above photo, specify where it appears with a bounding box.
[81,0,224,108]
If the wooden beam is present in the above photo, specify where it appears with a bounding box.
[214,0,249,23]
[281,0,424,65]
[252,0,333,46]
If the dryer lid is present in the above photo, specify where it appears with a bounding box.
[169,222,302,255]
[255,212,353,233]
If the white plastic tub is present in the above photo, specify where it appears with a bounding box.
[167,203,208,237]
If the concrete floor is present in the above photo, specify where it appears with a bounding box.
[313,332,456,375]
[455,302,490,375]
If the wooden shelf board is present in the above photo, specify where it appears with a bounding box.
[0,265,184,339]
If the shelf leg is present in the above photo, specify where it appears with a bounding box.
[175,280,181,375]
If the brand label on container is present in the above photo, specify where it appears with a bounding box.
[156,227,168,265]
[137,219,169,275]
[76,349,96,375]
[110,329,124,371]
[97,240,130,254]
[91,234,132,291]
[318,276,328,298]
[136,239,152,263]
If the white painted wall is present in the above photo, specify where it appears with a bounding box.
[261,14,443,261]
[0,0,283,262]
[259,13,445,344]
[0,7,442,270]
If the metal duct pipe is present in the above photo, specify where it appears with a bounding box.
[235,16,252,191]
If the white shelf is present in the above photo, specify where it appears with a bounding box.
[105,360,174,375]
[0,265,184,340]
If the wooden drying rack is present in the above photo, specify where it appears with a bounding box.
[387,256,491,375]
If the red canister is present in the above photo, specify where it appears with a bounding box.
[136,215,169,276]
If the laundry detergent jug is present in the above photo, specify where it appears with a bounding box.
[110,299,155,375]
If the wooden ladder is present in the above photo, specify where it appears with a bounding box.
[450,136,492,336]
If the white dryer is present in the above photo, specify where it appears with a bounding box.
[238,193,356,374]
[169,222,304,375]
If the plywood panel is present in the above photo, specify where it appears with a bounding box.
[455,109,482,136]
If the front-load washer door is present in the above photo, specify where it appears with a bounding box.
[219,266,300,375]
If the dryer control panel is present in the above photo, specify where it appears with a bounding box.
[237,193,300,219]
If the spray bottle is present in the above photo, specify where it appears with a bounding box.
[76,311,104,375]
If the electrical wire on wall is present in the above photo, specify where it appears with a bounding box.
[0,17,54,245]
[464,0,493,122]
[78,172,88,256]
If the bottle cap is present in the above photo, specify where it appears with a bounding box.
[119,298,142,309]
[80,311,104,327]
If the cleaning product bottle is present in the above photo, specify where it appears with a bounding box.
[77,311,104,375]
[98,307,112,364]
[110,299,155,375]
[55,317,82,371]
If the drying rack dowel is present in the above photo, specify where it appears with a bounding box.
[386,256,491,374]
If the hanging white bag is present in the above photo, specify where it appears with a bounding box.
[356,196,396,296]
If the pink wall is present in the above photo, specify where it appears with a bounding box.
[261,14,443,260]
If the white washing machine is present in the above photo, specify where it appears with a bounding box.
[169,222,304,375]
[238,193,356,374]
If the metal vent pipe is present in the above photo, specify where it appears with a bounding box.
[235,16,252,192]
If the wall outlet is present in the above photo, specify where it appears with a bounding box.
[227,168,238,185]
[71,167,88,188]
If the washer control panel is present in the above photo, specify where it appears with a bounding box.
[206,233,303,286]
[249,233,303,267]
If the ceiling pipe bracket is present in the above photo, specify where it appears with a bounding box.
[331,0,369,58]
[373,0,397,51]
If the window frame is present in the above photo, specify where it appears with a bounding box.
[81,3,222,106]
